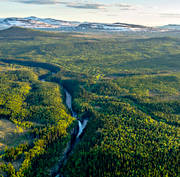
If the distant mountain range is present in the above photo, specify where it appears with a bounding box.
[0,16,179,32]
[159,24,180,30]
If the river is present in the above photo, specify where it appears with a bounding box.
[0,57,88,176]
[65,89,88,138]
[53,89,88,177]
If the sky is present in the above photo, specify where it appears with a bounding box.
[0,0,180,26]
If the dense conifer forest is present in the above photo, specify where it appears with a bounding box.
[0,27,179,176]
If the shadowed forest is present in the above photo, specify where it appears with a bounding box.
[0,27,179,176]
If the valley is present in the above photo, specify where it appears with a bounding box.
[0,27,179,176]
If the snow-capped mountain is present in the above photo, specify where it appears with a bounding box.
[0,17,80,29]
[159,24,180,31]
[0,16,173,32]
[75,22,155,32]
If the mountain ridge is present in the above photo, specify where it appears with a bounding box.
[0,16,178,32]
[0,16,156,32]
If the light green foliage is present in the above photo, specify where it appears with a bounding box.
[0,27,179,176]
[0,66,75,176]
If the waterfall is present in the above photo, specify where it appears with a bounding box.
[65,89,88,138]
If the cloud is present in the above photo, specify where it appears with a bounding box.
[11,1,141,11]
[65,3,105,9]
[116,3,138,11]
[14,0,61,4]
[160,13,180,18]
[13,0,106,9]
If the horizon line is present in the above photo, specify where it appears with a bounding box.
[0,15,179,27]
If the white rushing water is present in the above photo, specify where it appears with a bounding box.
[40,81,88,138]
[65,89,88,138]
[65,90,72,110]
[77,119,88,138]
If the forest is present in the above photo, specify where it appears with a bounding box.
[0,27,179,176]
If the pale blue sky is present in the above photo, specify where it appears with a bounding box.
[0,0,180,26]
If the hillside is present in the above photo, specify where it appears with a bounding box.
[0,28,179,177]
[0,26,71,38]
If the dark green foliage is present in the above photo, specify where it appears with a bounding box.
[0,27,179,176]
[0,26,68,39]
[61,77,179,176]
[3,143,29,162]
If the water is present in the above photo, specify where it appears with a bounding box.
[53,89,88,176]
[39,80,88,138]
[65,89,88,138]
[39,79,88,176]
[77,119,88,138]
